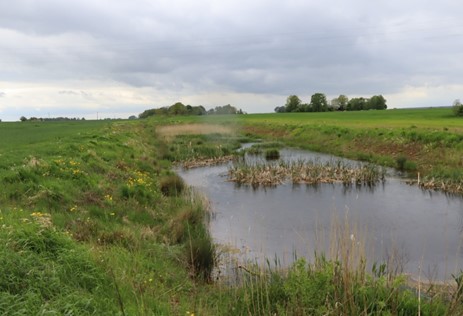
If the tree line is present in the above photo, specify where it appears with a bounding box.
[275,93,387,113]
[138,102,244,119]
[20,116,86,122]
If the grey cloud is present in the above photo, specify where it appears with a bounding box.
[0,92,5,97]
[0,0,462,115]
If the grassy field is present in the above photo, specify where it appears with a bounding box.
[1,113,462,315]
[0,119,220,314]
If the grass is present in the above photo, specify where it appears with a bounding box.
[0,119,215,314]
[1,113,463,314]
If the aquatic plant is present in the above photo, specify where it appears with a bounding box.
[228,159,386,187]
[264,148,280,160]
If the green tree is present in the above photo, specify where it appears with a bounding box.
[285,95,302,112]
[452,99,463,117]
[20,116,27,122]
[190,105,206,115]
[347,97,367,111]
[138,109,156,119]
[211,104,238,114]
[337,94,349,111]
[274,106,286,113]
[310,93,328,112]
[369,95,387,110]
[168,102,187,115]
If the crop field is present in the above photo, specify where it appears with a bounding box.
[1,111,463,315]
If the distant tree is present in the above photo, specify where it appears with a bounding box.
[369,95,387,110]
[211,104,238,115]
[347,97,368,111]
[128,115,137,120]
[155,107,169,115]
[336,94,349,111]
[310,93,328,112]
[168,102,187,115]
[285,95,302,112]
[20,116,27,122]
[189,105,207,115]
[300,103,311,112]
[452,99,463,117]
[139,109,156,119]
[274,106,286,113]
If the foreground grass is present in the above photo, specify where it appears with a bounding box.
[0,120,216,314]
[1,117,462,315]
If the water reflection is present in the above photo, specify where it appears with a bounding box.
[178,148,463,280]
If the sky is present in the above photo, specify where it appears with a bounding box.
[0,0,462,121]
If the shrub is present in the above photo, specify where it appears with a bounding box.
[159,174,185,196]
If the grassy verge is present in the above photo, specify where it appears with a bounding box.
[0,120,215,314]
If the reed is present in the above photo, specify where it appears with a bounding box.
[228,159,386,187]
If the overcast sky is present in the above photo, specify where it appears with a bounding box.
[0,0,462,121]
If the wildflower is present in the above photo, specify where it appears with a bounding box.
[69,205,78,212]
[105,194,113,202]
[110,212,115,216]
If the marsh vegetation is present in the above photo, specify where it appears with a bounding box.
[228,159,386,187]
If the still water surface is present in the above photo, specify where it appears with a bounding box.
[178,148,463,280]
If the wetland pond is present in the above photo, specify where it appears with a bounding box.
[178,147,463,280]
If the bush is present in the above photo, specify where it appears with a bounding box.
[452,99,463,117]
[159,174,185,196]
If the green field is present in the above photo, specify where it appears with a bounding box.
[1,111,462,315]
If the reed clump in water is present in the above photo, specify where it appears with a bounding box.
[228,159,386,187]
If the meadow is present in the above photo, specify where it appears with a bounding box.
[1,109,462,315]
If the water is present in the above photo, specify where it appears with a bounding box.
[178,148,463,280]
